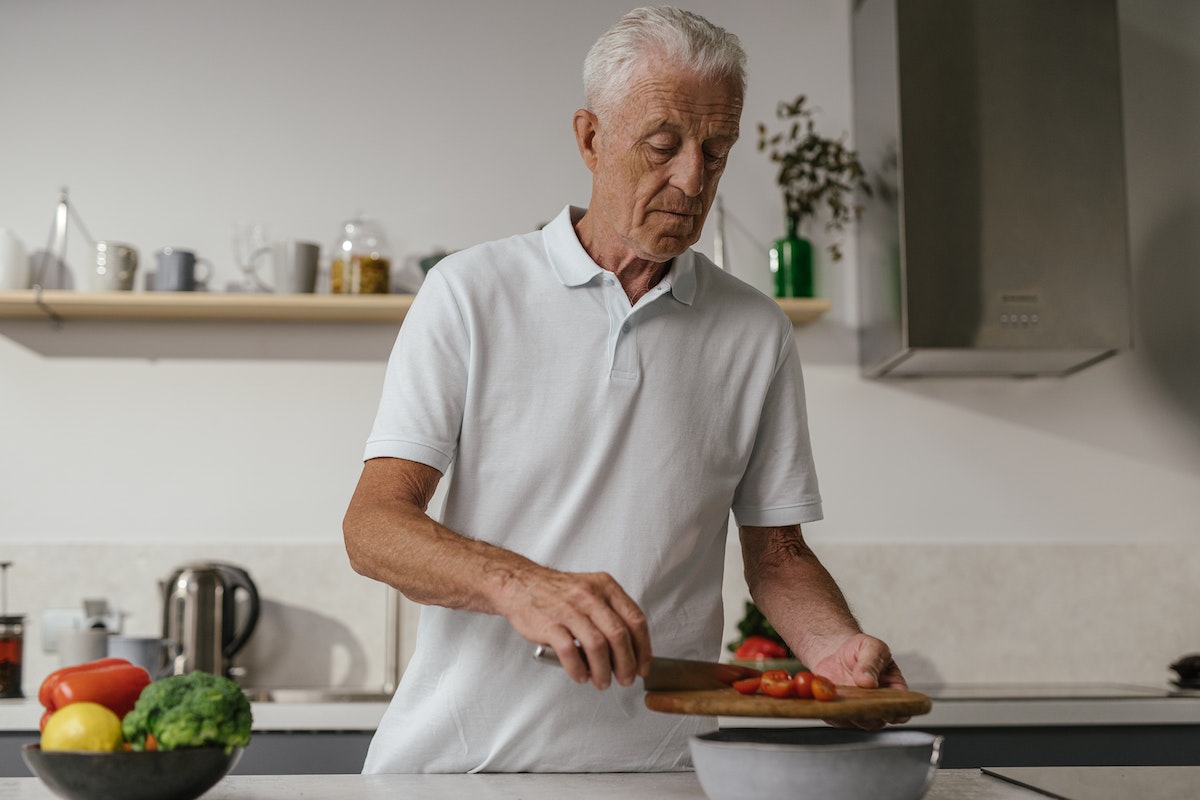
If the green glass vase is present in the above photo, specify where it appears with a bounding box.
[770,217,814,298]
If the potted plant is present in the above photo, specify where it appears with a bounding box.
[758,95,871,298]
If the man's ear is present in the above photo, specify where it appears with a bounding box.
[573,109,600,173]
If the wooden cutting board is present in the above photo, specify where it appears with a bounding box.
[644,685,932,721]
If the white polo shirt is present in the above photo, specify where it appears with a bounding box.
[362,205,821,773]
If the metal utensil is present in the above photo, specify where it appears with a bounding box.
[533,645,761,691]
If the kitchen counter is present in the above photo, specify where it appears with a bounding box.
[5,683,1200,732]
[0,698,390,733]
[0,769,1111,799]
[6,684,1200,775]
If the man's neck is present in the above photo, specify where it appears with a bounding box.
[574,211,672,304]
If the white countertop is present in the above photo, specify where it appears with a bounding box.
[0,770,1053,799]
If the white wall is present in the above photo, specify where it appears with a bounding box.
[2,0,1200,691]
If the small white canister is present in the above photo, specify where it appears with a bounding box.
[0,228,30,290]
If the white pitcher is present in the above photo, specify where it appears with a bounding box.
[0,228,30,290]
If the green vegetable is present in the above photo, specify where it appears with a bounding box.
[727,601,795,657]
[121,671,252,753]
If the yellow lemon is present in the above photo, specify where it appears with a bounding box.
[41,702,124,752]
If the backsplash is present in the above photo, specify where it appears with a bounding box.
[1,543,402,696]
[3,539,1193,701]
[802,541,1198,687]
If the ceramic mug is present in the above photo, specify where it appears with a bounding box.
[107,635,179,678]
[58,629,110,667]
[87,241,138,292]
[251,240,320,293]
[154,247,212,292]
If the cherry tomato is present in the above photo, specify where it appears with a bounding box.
[791,670,815,699]
[732,635,789,661]
[812,675,838,701]
[759,669,794,698]
[732,677,761,695]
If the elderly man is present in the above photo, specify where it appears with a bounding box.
[344,6,905,773]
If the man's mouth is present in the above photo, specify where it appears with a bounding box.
[655,209,698,219]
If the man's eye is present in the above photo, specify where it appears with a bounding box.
[704,146,732,163]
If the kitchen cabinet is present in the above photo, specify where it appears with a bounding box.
[0,290,832,326]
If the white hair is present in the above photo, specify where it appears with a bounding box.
[583,6,747,120]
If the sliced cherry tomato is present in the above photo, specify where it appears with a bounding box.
[791,670,815,699]
[811,675,838,701]
[758,669,794,698]
[732,677,761,695]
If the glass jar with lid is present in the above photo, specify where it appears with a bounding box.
[331,216,391,294]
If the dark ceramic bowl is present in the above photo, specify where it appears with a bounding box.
[22,744,242,800]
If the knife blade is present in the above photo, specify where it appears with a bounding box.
[532,644,762,691]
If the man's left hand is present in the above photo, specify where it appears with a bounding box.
[809,633,910,730]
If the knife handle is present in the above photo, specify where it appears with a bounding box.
[533,643,589,668]
[532,644,561,666]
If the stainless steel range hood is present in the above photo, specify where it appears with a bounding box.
[852,0,1134,378]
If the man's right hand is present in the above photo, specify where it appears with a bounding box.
[345,458,652,692]
[496,565,653,690]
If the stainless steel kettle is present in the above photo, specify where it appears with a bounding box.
[161,562,260,678]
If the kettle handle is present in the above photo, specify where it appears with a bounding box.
[213,563,260,659]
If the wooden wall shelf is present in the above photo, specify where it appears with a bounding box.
[0,290,830,326]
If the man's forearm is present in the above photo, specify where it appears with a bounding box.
[343,457,536,615]
[343,457,653,688]
[739,525,862,666]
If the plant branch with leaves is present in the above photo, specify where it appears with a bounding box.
[757,95,871,261]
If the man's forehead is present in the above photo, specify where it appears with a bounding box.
[621,78,741,125]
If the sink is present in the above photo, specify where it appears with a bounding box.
[243,688,393,704]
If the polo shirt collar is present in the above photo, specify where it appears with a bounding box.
[545,205,697,307]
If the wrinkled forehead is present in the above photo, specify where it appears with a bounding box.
[617,59,744,131]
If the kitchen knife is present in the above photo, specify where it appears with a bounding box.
[532,644,761,691]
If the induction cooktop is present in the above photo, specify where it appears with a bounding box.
[982,766,1200,799]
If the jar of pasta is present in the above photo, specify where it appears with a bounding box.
[331,216,391,294]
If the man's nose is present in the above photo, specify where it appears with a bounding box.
[670,146,706,198]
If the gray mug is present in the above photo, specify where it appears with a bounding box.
[154,247,212,292]
[251,240,320,293]
[58,629,110,668]
[107,635,179,679]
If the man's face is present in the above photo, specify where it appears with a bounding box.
[581,58,742,263]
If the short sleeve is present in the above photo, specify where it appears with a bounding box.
[364,268,469,472]
[729,334,823,527]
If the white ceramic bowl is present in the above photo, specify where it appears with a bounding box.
[689,728,943,800]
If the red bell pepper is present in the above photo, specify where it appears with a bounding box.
[38,657,151,730]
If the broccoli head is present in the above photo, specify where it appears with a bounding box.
[121,671,252,752]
